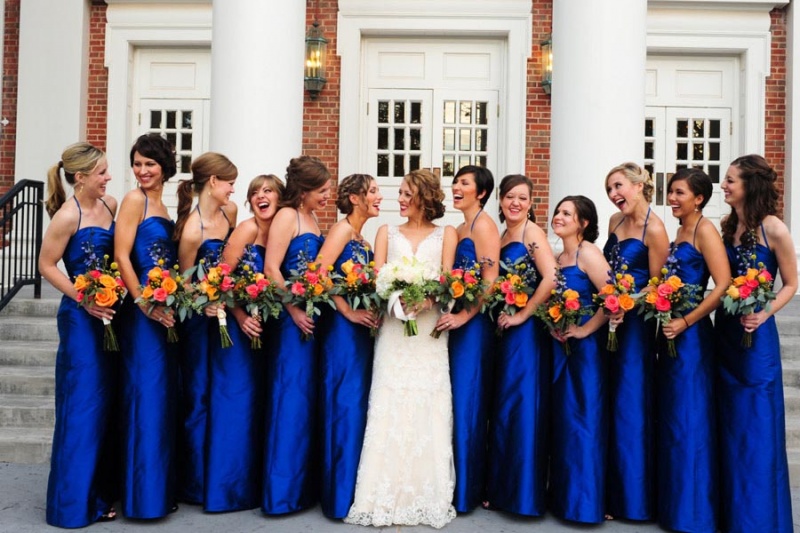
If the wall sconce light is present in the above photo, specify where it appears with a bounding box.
[304,21,328,100]
[541,35,552,95]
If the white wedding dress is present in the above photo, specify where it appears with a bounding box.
[344,225,456,529]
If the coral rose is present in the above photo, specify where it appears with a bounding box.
[564,298,580,311]
[618,293,635,311]
[603,294,620,313]
[655,296,671,312]
[94,287,118,308]
[153,287,168,303]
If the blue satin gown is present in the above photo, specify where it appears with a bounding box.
[204,244,266,512]
[262,233,323,514]
[602,234,656,520]
[656,242,717,532]
[46,224,117,528]
[119,215,178,519]
[177,238,225,504]
[448,237,495,512]
[549,265,607,524]
[485,241,550,516]
[318,240,375,518]
[715,234,792,532]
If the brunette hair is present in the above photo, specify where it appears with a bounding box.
[554,195,599,243]
[454,165,494,207]
[404,169,446,221]
[498,174,534,223]
[45,142,105,218]
[606,162,655,203]
[279,155,330,209]
[129,133,177,181]
[246,174,285,210]
[668,168,712,210]
[336,174,375,215]
[174,152,238,240]
[720,154,779,246]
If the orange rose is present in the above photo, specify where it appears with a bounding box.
[313,283,324,296]
[514,292,528,308]
[599,284,615,295]
[618,293,635,311]
[725,285,740,300]
[94,287,118,308]
[548,304,563,323]
[346,272,359,285]
[73,275,89,291]
[733,275,747,287]
[451,280,465,299]
[99,274,118,289]
[161,276,178,294]
[341,259,354,275]
[645,291,658,305]
[206,267,220,284]
[508,275,522,287]
[745,268,759,281]
[562,289,579,301]
[201,280,218,300]
[141,286,154,300]
[666,275,684,290]
[147,267,162,281]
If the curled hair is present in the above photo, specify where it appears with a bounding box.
[554,195,599,243]
[498,174,534,223]
[279,155,330,209]
[404,169,446,221]
[45,142,105,218]
[720,154,779,245]
[174,152,238,240]
[454,165,494,207]
[129,133,177,181]
[606,162,654,203]
[336,174,375,215]
[246,174,285,211]
[668,167,712,210]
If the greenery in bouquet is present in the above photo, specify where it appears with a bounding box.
[429,259,487,338]
[484,244,538,335]
[193,258,237,348]
[375,256,440,337]
[534,266,591,355]
[329,251,382,336]
[232,247,282,349]
[592,243,637,351]
[282,250,336,341]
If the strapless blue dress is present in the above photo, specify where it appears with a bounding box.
[261,233,323,514]
[448,237,495,512]
[656,242,717,532]
[118,217,178,519]
[177,238,225,504]
[715,240,792,532]
[46,225,118,528]
[205,244,266,512]
[602,234,656,520]
[485,241,550,516]
[318,240,374,518]
[549,265,607,524]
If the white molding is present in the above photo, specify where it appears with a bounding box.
[336,0,532,188]
[649,0,787,10]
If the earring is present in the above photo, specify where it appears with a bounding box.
[75,183,84,195]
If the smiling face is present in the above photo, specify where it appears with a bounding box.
[721,164,745,209]
[667,178,703,219]
[551,200,584,239]
[452,172,484,212]
[132,151,164,190]
[209,176,236,205]
[500,183,532,225]
[359,179,383,219]
[302,180,332,211]
[398,178,420,219]
[249,181,280,221]
[606,171,644,215]
[78,157,111,199]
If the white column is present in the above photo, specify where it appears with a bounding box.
[549,0,647,245]
[786,2,800,269]
[210,0,306,208]
[15,0,90,183]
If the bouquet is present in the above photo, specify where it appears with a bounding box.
[484,246,538,336]
[375,256,440,337]
[592,244,637,351]
[282,251,336,341]
[638,244,702,357]
[74,241,126,351]
[135,240,195,342]
[330,252,382,336]
[429,260,486,338]
[534,267,591,355]
[720,230,776,347]
[194,260,237,348]
[232,249,282,349]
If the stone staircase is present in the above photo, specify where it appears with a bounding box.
[3,284,800,487]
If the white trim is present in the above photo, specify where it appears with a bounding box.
[104,3,211,201]
[0,0,4,130]
[786,2,800,264]
[336,0,532,185]
[649,0,787,10]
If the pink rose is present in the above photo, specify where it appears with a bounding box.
[505,292,516,305]
[90,270,101,279]
[655,296,671,312]
[657,283,674,298]
[153,287,168,303]
[219,263,232,275]
[256,278,269,290]
[500,280,513,293]
[291,281,306,296]
[116,277,126,289]
[452,269,464,278]
[359,273,368,283]
[745,279,759,289]
[761,270,773,282]
[564,298,580,311]
[306,271,319,285]
[619,279,631,290]
[162,270,171,278]
[464,272,477,285]
[221,276,235,291]
[76,292,84,303]
[738,285,752,299]
[604,294,620,313]
[246,284,260,299]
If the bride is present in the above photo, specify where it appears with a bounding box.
[345,169,458,529]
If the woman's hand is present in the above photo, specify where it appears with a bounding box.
[82,303,116,322]
[287,304,315,336]
[608,310,625,327]
[662,317,688,339]
[550,328,567,343]
[345,308,380,329]
[400,296,432,317]
[236,312,263,340]
[497,310,528,331]
[435,310,467,333]
[139,303,176,328]
[203,302,223,318]
[740,310,768,333]
[563,323,589,340]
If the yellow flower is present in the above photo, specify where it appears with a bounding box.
[313,283,324,296]
[201,280,218,300]
[666,276,684,290]
[147,267,162,281]
[599,284,615,295]
[207,267,220,284]
[508,275,522,286]
[341,259,355,275]
[726,285,740,300]
[562,289,579,301]
[110,262,119,270]
[308,262,318,272]
[645,291,658,305]
[733,275,747,287]
[745,268,759,281]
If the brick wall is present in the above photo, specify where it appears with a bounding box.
[86,1,108,151]
[767,7,787,217]
[0,0,19,194]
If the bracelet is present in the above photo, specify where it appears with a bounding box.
[681,317,690,328]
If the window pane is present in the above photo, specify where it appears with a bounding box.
[676,142,688,160]
[459,129,471,151]
[645,164,655,177]
[410,155,420,171]
[459,101,472,124]
[394,128,405,150]
[476,129,487,152]
[644,141,654,160]
[709,120,721,138]
[443,128,455,151]
[709,142,720,161]
[443,155,455,177]
[393,154,405,177]
[166,111,177,129]
[444,101,456,124]
[676,120,688,138]
[150,110,161,129]
[394,102,405,124]
[166,132,177,149]
[410,128,421,150]
[475,102,488,125]
[377,154,389,177]
[676,163,687,171]
[644,118,654,137]
[476,155,487,167]
[708,165,720,183]
[181,133,192,151]
[410,102,422,124]
[182,111,192,129]
[180,155,191,174]
[693,142,704,160]
[459,155,471,169]
[378,101,389,124]
[378,128,388,150]
[693,119,704,138]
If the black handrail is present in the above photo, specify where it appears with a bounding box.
[0,179,44,311]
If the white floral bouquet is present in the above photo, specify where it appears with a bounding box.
[376,256,440,336]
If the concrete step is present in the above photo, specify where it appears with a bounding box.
[788,448,800,487]
[0,316,58,342]
[784,386,800,414]
[783,361,800,388]
[0,367,54,396]
[0,427,52,464]
[0,340,57,366]
[784,418,800,448]
[0,297,60,318]
[0,395,54,428]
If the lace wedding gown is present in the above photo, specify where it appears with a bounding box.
[344,225,456,529]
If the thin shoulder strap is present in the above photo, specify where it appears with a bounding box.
[195,204,204,240]
[72,196,82,230]
[140,188,149,218]
[469,208,484,233]
[641,207,651,242]
[99,198,113,217]
[220,207,232,227]
[611,216,625,233]
[760,222,770,248]
[692,215,704,248]
[295,209,302,235]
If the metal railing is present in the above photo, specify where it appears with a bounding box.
[0,180,44,310]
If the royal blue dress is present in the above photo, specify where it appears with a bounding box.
[448,236,495,512]
[119,202,178,519]
[318,240,374,518]
[261,233,323,514]
[603,229,656,520]
[485,240,550,516]
[715,228,792,533]
[177,237,225,504]
[656,240,717,533]
[205,244,266,512]
[549,264,607,524]
[46,211,117,528]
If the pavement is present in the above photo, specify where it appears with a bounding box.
[1,463,800,533]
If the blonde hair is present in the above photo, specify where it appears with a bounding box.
[606,162,654,203]
[45,142,105,218]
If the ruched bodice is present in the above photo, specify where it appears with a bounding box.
[561,266,595,323]
[454,237,477,269]
[280,233,324,277]
[603,235,650,290]
[674,242,709,289]
[130,217,176,285]
[63,224,114,278]
[499,241,541,288]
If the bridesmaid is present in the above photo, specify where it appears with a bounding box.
[173,152,238,505]
[548,195,610,524]
[114,133,179,519]
[658,168,728,532]
[603,162,668,521]
[435,165,500,513]
[205,174,283,512]
[262,155,331,514]
[317,174,383,518]
[716,155,796,532]
[486,174,556,516]
[41,143,118,527]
